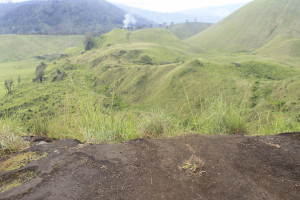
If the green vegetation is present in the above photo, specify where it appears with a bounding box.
[0,118,28,156]
[0,35,83,63]
[1,29,298,146]
[0,0,125,35]
[168,22,212,39]
[4,79,14,95]
[187,0,300,65]
[0,0,152,35]
[0,35,83,96]
[0,0,300,153]
[34,62,47,82]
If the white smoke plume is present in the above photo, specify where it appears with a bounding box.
[123,14,137,29]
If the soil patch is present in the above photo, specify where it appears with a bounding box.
[0,133,299,200]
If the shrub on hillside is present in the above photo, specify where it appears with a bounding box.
[84,32,96,51]
[139,55,153,65]
[4,79,14,94]
[139,109,172,138]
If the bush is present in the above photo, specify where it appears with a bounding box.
[139,55,153,65]
[84,31,95,51]
[139,109,172,138]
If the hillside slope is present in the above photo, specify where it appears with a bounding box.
[0,34,83,96]
[168,22,212,39]
[0,35,83,63]
[187,0,300,56]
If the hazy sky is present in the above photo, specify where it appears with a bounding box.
[0,0,253,12]
[107,0,253,12]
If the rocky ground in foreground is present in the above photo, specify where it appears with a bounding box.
[0,133,299,200]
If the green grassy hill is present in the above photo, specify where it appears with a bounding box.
[0,29,299,146]
[129,28,186,49]
[187,0,300,62]
[168,22,212,39]
[95,28,190,51]
[0,35,83,63]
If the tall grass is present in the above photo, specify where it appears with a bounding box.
[0,118,27,156]
[256,111,300,135]
[44,100,180,143]
[186,96,248,134]
[181,78,248,134]
[78,102,139,143]
[32,92,299,144]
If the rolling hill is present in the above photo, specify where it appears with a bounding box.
[168,22,212,39]
[187,0,300,62]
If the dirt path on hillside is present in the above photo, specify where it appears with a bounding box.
[1,133,299,200]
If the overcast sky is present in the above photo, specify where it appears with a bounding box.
[0,0,253,12]
[107,0,253,12]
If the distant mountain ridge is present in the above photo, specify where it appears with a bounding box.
[0,0,151,35]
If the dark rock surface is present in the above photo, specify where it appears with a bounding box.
[1,133,299,200]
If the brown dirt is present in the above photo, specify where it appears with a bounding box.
[0,133,299,200]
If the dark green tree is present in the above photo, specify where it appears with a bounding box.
[35,62,47,82]
[18,75,21,85]
[4,79,14,94]
[139,55,153,65]
[84,31,95,51]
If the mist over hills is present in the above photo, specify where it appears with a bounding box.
[116,3,248,24]
[0,0,152,35]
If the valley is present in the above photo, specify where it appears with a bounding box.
[0,26,299,147]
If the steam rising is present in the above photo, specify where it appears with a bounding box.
[123,14,137,29]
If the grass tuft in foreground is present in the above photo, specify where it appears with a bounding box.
[0,119,28,156]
